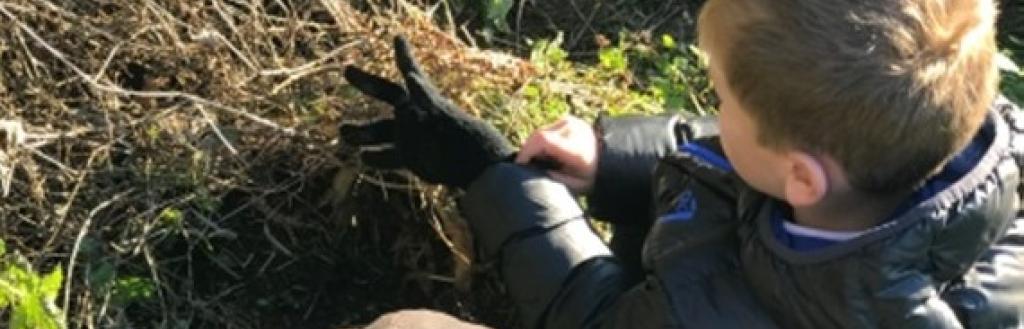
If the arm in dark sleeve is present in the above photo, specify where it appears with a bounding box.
[873,216,1022,329]
[461,163,614,327]
[462,161,778,329]
[935,95,1024,328]
[940,215,1024,328]
[587,115,719,224]
[541,251,780,329]
[869,220,1021,329]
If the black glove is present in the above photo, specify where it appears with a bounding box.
[340,36,516,188]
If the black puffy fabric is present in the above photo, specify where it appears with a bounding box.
[734,100,1024,329]
[461,163,613,327]
[459,98,1024,328]
[588,115,722,225]
[587,115,681,225]
[340,36,515,188]
[587,115,722,281]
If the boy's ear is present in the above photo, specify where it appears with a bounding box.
[783,152,829,207]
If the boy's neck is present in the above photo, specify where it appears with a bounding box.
[790,190,909,232]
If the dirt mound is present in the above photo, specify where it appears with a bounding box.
[0,1,529,327]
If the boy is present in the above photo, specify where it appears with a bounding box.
[341,0,1024,327]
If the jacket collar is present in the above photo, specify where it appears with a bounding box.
[755,106,1020,265]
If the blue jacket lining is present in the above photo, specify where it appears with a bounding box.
[772,118,996,251]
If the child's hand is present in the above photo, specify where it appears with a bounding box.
[515,115,598,193]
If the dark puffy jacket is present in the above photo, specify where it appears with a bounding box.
[460,97,1024,328]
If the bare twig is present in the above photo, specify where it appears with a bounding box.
[63,189,132,321]
[197,105,240,155]
[0,5,299,137]
[263,223,295,258]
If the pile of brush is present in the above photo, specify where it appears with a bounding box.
[0,0,533,327]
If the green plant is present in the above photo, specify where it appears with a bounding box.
[528,34,571,74]
[84,257,156,308]
[630,34,716,115]
[110,276,156,306]
[999,37,1024,104]
[475,32,714,145]
[481,0,514,32]
[520,34,662,120]
[1000,65,1024,105]
[0,240,67,329]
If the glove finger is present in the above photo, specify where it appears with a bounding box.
[344,66,408,106]
[359,147,403,169]
[339,120,396,146]
[393,37,449,112]
[394,36,429,81]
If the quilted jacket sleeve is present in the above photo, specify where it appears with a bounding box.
[876,216,1024,329]
[940,214,1024,328]
[885,98,1024,329]
[938,99,1024,328]
[461,145,779,328]
[587,115,719,224]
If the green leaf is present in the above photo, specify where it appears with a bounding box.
[40,266,62,302]
[0,251,65,329]
[11,294,60,329]
[10,301,32,329]
[998,52,1021,74]
[529,34,568,72]
[523,84,541,99]
[483,0,514,32]
[194,188,221,213]
[1002,71,1024,104]
[7,265,32,290]
[0,239,6,256]
[0,284,8,308]
[86,261,116,290]
[598,47,628,73]
[661,34,677,49]
[159,207,184,227]
[111,276,156,306]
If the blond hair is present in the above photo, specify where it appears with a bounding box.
[699,0,999,193]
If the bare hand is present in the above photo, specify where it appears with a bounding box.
[515,115,598,193]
